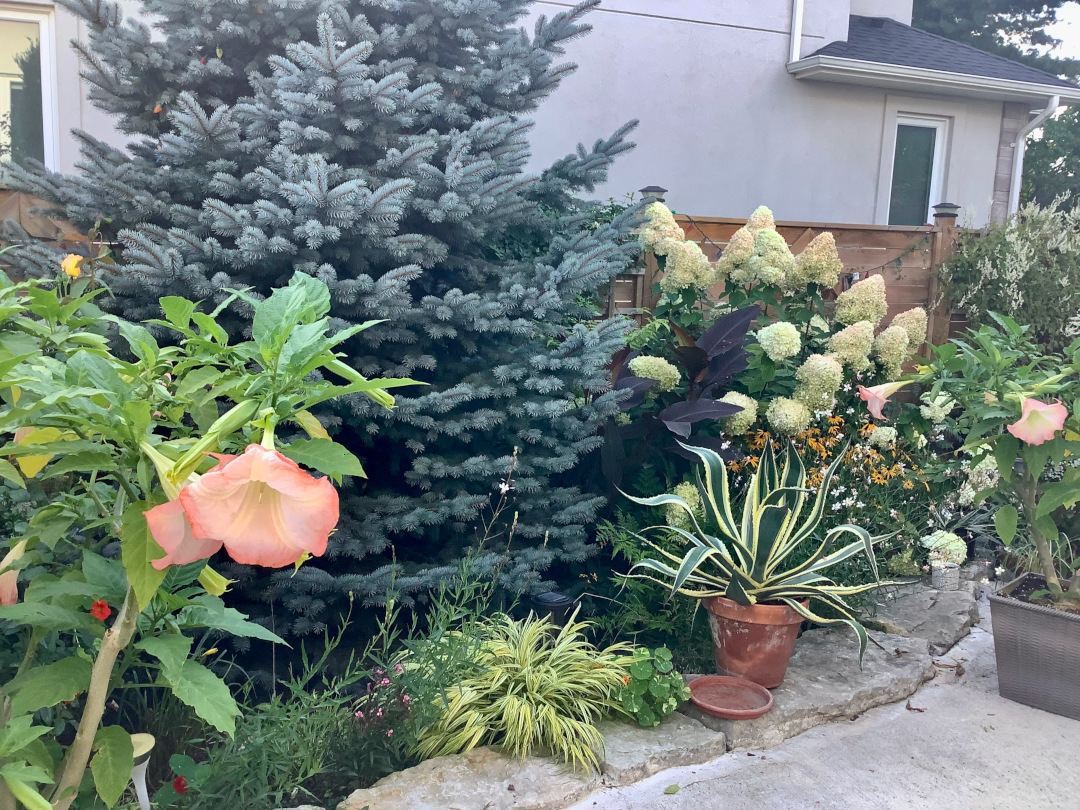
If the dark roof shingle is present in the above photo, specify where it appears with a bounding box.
[810,15,1080,92]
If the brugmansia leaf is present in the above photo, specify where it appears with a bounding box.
[164,660,240,736]
[91,726,133,808]
[6,657,92,717]
[994,504,1018,546]
[121,501,168,610]
[278,437,366,482]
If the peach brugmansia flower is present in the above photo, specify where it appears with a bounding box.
[1006,398,1068,446]
[61,254,83,278]
[857,381,909,420]
[156,444,338,568]
[0,540,27,606]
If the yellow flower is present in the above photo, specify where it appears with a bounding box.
[61,254,84,278]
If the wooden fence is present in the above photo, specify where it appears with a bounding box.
[607,212,966,346]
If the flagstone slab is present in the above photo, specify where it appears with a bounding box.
[870,583,980,655]
[336,746,599,810]
[597,713,726,786]
[679,630,934,751]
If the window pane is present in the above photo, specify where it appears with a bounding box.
[888,125,936,226]
[0,20,43,168]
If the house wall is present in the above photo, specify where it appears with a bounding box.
[2,0,137,173]
[524,0,1003,225]
[6,0,1005,226]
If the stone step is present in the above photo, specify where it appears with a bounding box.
[679,629,934,751]
[869,581,981,655]
[596,713,726,786]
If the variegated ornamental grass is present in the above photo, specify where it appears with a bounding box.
[416,611,631,771]
[628,440,895,659]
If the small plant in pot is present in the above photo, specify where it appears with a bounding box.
[625,439,890,688]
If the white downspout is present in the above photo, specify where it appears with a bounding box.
[789,0,805,63]
[1008,94,1059,216]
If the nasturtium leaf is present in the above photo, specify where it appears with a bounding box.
[648,679,671,698]
[91,726,134,808]
[629,660,654,680]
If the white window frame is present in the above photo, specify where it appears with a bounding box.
[887,114,949,226]
[0,4,59,170]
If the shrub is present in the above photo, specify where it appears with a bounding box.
[940,199,1080,351]
[10,0,642,634]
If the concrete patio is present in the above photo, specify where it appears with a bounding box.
[570,597,1080,810]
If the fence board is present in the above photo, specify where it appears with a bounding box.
[610,212,967,342]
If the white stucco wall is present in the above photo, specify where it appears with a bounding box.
[5,0,137,173]
[9,0,1002,225]
[524,0,1003,225]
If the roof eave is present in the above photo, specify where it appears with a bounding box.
[787,55,1080,103]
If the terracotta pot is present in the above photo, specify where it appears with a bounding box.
[702,596,806,688]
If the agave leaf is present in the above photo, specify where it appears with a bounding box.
[683,443,741,543]
[750,503,796,582]
[779,596,874,663]
[671,546,719,598]
[782,446,850,552]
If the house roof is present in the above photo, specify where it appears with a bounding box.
[811,16,1080,92]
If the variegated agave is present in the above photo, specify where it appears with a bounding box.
[627,439,892,658]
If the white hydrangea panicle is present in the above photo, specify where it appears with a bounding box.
[757,321,801,362]
[827,321,874,371]
[919,392,955,424]
[666,482,705,531]
[628,355,681,392]
[868,425,897,449]
[747,229,795,286]
[746,205,776,233]
[658,238,716,293]
[766,397,812,436]
[794,354,843,411]
[639,202,685,251]
[720,391,759,435]
[835,274,888,325]
[790,232,843,289]
[872,325,910,379]
[717,226,756,282]
[890,307,928,349]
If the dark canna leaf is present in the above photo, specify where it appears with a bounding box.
[660,399,743,438]
[614,374,658,410]
[696,305,759,358]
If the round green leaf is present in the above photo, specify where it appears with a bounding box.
[629,660,654,680]
[648,679,671,698]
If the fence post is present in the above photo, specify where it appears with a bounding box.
[926,202,960,349]
[637,185,668,314]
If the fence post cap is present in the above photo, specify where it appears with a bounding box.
[638,185,668,201]
[932,202,961,220]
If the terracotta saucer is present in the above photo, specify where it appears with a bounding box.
[689,675,774,720]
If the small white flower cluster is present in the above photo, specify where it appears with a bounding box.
[757,321,801,362]
[921,530,966,566]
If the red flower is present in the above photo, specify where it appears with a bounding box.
[173,776,188,795]
[90,600,111,621]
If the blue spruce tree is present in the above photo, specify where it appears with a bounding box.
[10,0,639,632]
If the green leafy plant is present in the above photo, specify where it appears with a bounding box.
[616,647,689,728]
[628,440,892,658]
[415,611,630,771]
[0,267,414,809]
[917,314,1080,601]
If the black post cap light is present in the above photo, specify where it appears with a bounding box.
[932,201,961,220]
[638,185,668,202]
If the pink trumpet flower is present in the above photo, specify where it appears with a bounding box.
[857,381,909,420]
[1006,398,1068,446]
[178,444,338,568]
[0,540,27,606]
